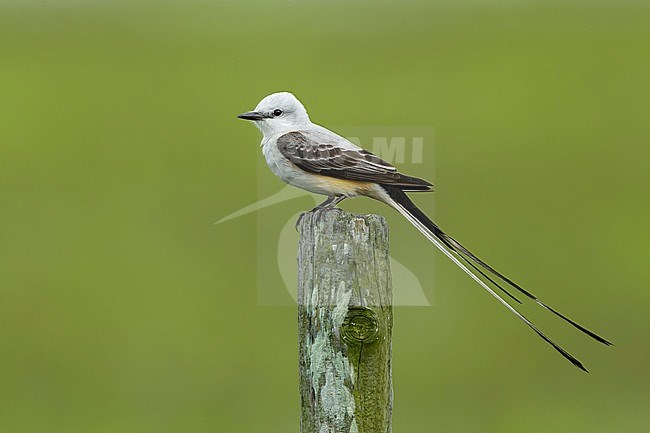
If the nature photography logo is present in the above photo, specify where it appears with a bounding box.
[218,126,436,306]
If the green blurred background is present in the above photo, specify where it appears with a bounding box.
[1,1,649,432]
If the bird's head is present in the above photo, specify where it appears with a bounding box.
[238,92,311,136]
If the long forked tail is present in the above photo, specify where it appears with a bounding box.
[378,184,612,372]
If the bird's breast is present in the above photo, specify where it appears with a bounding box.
[261,138,373,197]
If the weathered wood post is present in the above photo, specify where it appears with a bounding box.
[298,208,393,433]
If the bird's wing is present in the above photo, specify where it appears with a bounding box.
[277,130,433,190]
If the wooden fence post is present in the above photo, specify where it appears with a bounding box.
[297,208,393,433]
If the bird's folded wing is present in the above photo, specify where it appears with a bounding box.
[277,130,432,190]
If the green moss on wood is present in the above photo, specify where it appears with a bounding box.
[298,209,393,433]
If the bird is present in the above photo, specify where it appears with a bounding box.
[237,91,612,371]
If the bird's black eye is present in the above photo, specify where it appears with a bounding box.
[273,109,283,117]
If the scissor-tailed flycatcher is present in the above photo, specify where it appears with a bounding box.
[238,91,611,371]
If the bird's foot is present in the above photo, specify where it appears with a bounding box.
[294,208,331,231]
[295,195,347,231]
[295,212,307,231]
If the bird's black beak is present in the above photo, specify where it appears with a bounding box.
[237,111,265,121]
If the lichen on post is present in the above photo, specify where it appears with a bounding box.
[298,209,393,433]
